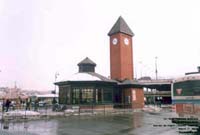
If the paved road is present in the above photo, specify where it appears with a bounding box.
[0,110,185,135]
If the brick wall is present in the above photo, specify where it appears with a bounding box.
[132,88,144,109]
[110,33,133,80]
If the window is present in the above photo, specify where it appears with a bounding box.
[103,89,113,103]
[59,86,70,104]
[72,88,80,104]
[96,89,103,104]
[81,89,94,104]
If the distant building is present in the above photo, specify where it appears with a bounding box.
[55,16,144,109]
[31,94,59,105]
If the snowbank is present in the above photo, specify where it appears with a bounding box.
[142,105,162,113]
[5,110,40,116]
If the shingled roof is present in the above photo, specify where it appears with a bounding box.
[78,57,96,66]
[108,16,134,37]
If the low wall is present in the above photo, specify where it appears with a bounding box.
[175,103,200,115]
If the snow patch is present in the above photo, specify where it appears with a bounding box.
[5,110,40,116]
[59,73,101,81]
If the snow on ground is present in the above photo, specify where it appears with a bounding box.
[142,105,162,113]
[65,109,75,113]
[5,110,40,116]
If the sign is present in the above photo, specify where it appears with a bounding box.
[173,80,200,101]
[132,90,136,101]
[173,80,200,97]
[176,88,182,95]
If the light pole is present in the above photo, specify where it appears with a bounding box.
[155,57,158,80]
[54,72,59,104]
[54,72,59,94]
[52,72,59,110]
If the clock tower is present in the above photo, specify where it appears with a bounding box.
[108,16,134,81]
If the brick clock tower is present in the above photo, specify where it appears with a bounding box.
[108,16,144,109]
[108,16,134,81]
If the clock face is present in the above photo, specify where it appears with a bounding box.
[124,38,129,45]
[112,38,118,45]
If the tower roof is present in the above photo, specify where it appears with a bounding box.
[78,57,96,66]
[108,16,134,36]
[108,16,134,37]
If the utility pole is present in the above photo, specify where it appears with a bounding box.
[155,57,158,80]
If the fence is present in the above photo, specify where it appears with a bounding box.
[0,103,143,122]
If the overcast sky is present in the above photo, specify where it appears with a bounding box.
[0,0,200,91]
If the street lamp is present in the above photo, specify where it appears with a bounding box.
[53,72,59,103]
[54,72,59,94]
[52,72,59,110]
[155,57,158,80]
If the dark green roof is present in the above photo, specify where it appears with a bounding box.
[108,16,134,37]
[78,57,96,66]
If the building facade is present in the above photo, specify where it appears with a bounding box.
[108,16,134,81]
[108,16,144,109]
[56,57,117,106]
[55,16,144,109]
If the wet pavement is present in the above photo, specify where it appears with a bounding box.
[0,110,182,135]
[0,130,37,135]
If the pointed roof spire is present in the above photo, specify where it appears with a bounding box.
[78,57,96,66]
[108,16,134,37]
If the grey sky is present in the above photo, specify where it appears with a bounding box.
[0,0,200,90]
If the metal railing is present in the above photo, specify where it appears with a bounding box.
[0,103,143,121]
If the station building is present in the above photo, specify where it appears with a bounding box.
[55,16,144,109]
